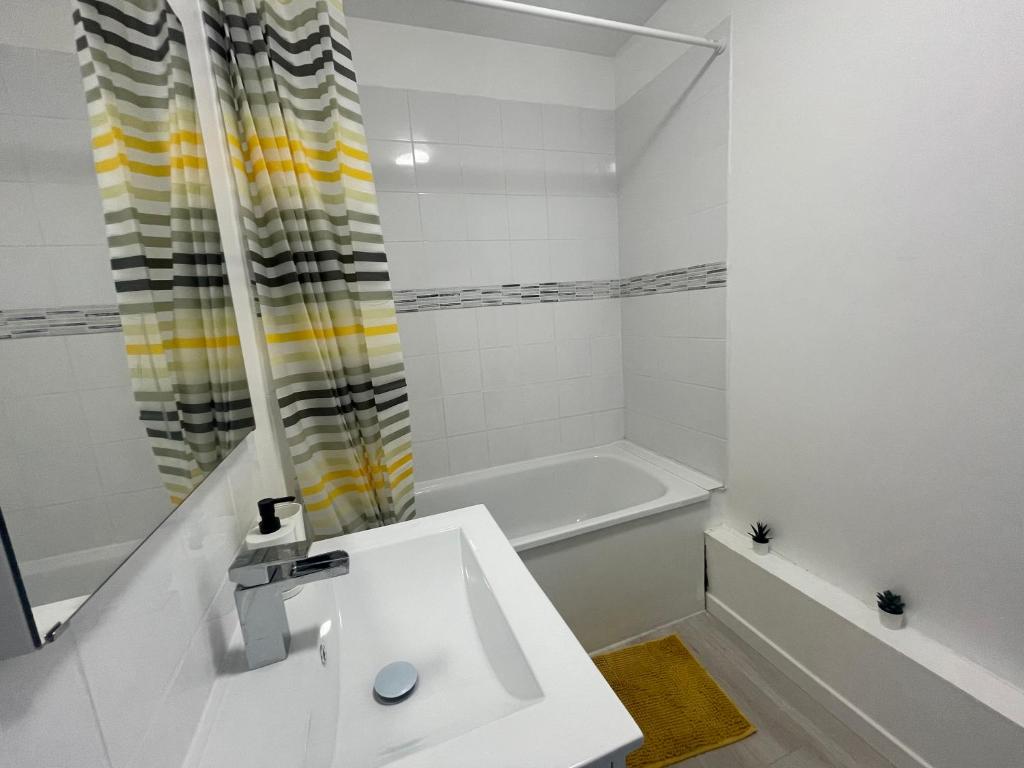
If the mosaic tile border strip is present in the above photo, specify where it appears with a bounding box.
[0,263,726,337]
[393,261,726,313]
[0,305,122,340]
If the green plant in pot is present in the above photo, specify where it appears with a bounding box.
[876,590,906,629]
[747,521,773,555]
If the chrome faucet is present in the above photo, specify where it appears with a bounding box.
[228,542,349,669]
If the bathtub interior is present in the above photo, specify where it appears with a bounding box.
[414,444,715,547]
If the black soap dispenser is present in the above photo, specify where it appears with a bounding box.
[246,495,299,548]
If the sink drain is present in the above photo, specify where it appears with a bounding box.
[373,661,418,704]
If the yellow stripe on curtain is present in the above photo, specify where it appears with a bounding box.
[74,0,255,507]
[203,0,416,537]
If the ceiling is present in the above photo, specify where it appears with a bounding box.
[343,0,668,56]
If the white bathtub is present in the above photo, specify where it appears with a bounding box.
[415,441,722,650]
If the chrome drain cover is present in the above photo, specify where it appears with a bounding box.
[373,661,418,704]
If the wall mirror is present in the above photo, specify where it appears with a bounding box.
[0,0,254,653]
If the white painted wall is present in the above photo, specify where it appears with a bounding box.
[618,0,1024,690]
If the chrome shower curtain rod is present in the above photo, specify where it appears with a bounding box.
[446,0,726,53]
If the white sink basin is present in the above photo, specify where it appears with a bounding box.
[187,505,642,768]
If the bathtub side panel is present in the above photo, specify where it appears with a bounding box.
[519,501,712,651]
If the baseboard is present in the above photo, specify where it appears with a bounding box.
[706,594,931,768]
[590,608,707,656]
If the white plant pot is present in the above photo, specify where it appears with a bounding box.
[878,609,905,630]
[751,540,771,555]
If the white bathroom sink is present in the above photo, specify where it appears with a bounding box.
[186,505,642,768]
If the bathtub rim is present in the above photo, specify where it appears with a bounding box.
[414,440,721,552]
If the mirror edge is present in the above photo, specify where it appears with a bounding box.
[0,506,42,660]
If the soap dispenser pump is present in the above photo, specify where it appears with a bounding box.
[258,495,293,534]
[246,495,302,550]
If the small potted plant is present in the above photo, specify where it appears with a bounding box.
[876,590,906,629]
[747,521,773,555]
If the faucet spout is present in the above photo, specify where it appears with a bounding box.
[228,545,349,669]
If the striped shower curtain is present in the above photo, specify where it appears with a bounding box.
[74,0,254,506]
[203,0,415,536]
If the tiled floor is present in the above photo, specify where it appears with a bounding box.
[596,612,897,768]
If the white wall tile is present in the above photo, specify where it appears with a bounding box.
[0,182,42,245]
[510,241,551,283]
[515,304,555,344]
[460,146,505,194]
[404,355,442,400]
[458,96,501,146]
[483,388,523,429]
[412,438,449,481]
[409,397,446,442]
[521,383,560,423]
[5,497,111,561]
[507,195,548,240]
[503,148,546,195]
[559,414,594,451]
[439,350,482,394]
[388,242,429,292]
[409,91,460,143]
[368,139,417,191]
[592,374,625,412]
[80,386,147,444]
[0,115,29,181]
[104,488,174,544]
[447,432,489,474]
[434,309,479,352]
[23,116,94,186]
[360,86,411,141]
[480,346,519,389]
[593,409,625,444]
[48,245,117,306]
[94,439,163,494]
[418,193,466,240]
[558,378,592,417]
[591,336,623,376]
[659,338,727,388]
[17,445,101,507]
[468,241,511,284]
[524,419,560,458]
[487,426,527,466]
[421,242,472,286]
[0,47,86,119]
[476,305,518,348]
[32,183,106,245]
[0,336,75,397]
[378,192,422,241]
[518,342,557,384]
[544,150,585,196]
[0,637,111,768]
[579,108,616,154]
[463,195,508,240]
[413,143,462,193]
[500,101,543,149]
[556,339,591,379]
[0,248,55,308]
[4,392,90,452]
[541,104,581,151]
[396,312,438,357]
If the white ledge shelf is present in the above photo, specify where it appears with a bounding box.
[705,524,1024,730]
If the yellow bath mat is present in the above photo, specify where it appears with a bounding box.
[593,634,756,767]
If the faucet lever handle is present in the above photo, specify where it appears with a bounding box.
[290,550,349,578]
[228,541,310,588]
